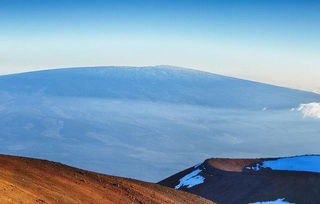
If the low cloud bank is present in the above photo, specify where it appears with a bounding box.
[296,102,320,119]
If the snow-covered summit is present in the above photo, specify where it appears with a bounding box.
[159,156,320,204]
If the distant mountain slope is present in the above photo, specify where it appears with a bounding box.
[0,154,214,204]
[0,66,319,109]
[0,66,319,182]
[159,155,320,204]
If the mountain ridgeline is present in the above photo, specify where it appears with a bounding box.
[0,66,319,182]
[0,66,318,109]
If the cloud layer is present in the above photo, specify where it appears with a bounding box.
[297,102,320,119]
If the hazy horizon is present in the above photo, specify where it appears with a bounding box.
[1,66,319,181]
[1,0,319,92]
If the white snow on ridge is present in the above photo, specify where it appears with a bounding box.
[296,102,320,119]
[249,155,320,173]
[249,198,295,204]
[175,168,205,189]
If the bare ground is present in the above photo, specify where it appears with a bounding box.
[0,154,214,204]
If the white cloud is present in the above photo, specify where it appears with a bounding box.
[296,102,320,119]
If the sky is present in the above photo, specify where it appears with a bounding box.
[0,0,319,92]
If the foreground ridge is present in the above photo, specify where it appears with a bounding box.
[0,154,214,204]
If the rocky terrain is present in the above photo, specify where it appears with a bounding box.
[159,155,320,204]
[0,154,214,204]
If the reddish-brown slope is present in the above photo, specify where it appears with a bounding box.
[206,158,261,172]
[0,155,214,204]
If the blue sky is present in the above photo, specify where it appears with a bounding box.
[0,0,319,91]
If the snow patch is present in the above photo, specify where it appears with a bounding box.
[296,102,320,119]
[247,155,320,173]
[175,168,205,189]
[249,198,295,204]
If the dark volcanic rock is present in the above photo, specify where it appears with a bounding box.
[159,156,320,204]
